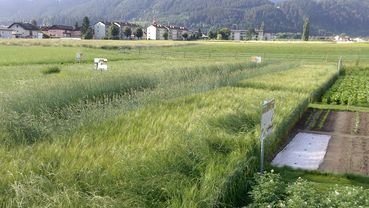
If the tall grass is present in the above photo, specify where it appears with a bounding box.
[0,87,309,207]
[0,64,338,207]
[1,62,297,146]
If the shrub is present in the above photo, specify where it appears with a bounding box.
[42,66,61,75]
[248,171,369,207]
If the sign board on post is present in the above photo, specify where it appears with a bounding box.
[94,58,108,71]
[260,99,275,173]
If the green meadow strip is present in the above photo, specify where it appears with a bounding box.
[309,103,369,113]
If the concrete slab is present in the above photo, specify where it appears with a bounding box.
[272,133,331,170]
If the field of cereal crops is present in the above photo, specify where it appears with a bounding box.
[1,40,369,207]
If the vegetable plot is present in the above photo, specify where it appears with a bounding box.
[322,67,369,106]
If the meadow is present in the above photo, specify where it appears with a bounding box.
[1,39,369,207]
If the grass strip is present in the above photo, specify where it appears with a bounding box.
[309,103,369,113]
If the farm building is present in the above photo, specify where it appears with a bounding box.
[8,22,41,39]
[42,25,81,38]
[147,22,188,40]
[0,27,13,39]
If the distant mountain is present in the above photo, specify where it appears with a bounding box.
[0,0,369,36]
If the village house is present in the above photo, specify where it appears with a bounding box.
[115,22,140,39]
[147,22,188,40]
[42,25,81,38]
[93,22,112,39]
[334,35,353,43]
[8,22,41,39]
[0,27,13,39]
[230,29,275,41]
[93,21,141,39]
[230,30,247,41]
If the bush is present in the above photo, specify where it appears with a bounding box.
[42,66,61,75]
[248,171,369,207]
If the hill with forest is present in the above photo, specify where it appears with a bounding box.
[0,0,368,36]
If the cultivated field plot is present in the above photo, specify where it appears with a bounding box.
[322,67,369,106]
[293,109,369,175]
[1,40,369,207]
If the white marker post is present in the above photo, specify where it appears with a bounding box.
[260,99,275,173]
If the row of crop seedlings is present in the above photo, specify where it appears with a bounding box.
[0,65,338,207]
[322,67,369,106]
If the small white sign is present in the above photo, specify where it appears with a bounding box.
[94,58,108,71]
[76,52,83,63]
[251,56,262,64]
[261,99,275,140]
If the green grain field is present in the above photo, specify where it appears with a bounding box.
[1,39,369,207]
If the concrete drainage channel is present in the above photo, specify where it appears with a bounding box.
[272,133,331,170]
[272,109,369,175]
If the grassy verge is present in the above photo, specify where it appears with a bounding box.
[309,103,369,113]
[275,167,369,191]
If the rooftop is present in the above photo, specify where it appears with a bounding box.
[8,22,40,31]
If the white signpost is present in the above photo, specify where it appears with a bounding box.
[260,99,275,173]
[94,58,108,71]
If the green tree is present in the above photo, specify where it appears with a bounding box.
[108,24,120,40]
[208,30,216,39]
[302,18,310,41]
[260,21,265,33]
[123,27,132,39]
[74,22,79,29]
[196,28,203,39]
[217,28,231,40]
[182,33,189,40]
[31,20,37,26]
[163,32,169,40]
[81,16,91,39]
[216,33,223,40]
[84,28,93,39]
[246,28,257,40]
[134,28,143,39]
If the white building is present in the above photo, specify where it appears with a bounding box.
[147,23,188,40]
[0,27,13,39]
[230,30,247,41]
[94,21,141,39]
[115,22,140,39]
[8,22,40,39]
[94,22,111,39]
[230,29,275,41]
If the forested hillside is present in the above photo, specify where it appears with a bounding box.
[0,0,368,35]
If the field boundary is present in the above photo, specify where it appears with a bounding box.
[309,103,369,113]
